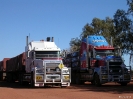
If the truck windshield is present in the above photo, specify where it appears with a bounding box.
[95,50,115,59]
[35,51,61,59]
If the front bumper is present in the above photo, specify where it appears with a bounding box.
[34,67,71,87]
[100,74,131,83]
[33,74,71,87]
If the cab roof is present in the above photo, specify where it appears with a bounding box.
[82,35,109,46]
[27,41,60,51]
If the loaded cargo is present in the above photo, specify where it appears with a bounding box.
[6,53,26,82]
[0,58,10,80]
[0,36,71,88]
[6,52,25,72]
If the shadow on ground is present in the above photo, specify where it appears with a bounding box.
[0,81,133,94]
[0,81,61,89]
[69,81,133,94]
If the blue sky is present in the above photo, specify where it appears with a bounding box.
[0,0,131,66]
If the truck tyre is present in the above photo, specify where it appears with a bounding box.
[75,73,80,85]
[91,80,95,85]
[30,72,34,87]
[8,73,13,83]
[19,73,22,85]
[61,85,67,88]
[19,73,25,86]
[75,73,84,85]
[6,73,10,82]
[94,73,101,86]
[71,72,76,84]
[120,82,128,86]
[80,80,84,85]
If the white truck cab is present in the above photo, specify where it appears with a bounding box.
[24,37,71,87]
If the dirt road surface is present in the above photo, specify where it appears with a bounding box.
[0,81,133,99]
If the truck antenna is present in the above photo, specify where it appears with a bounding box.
[86,36,89,68]
[29,33,30,42]
[26,36,29,46]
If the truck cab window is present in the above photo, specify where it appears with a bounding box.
[95,50,114,59]
[35,51,60,59]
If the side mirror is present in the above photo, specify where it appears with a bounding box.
[60,54,62,58]
[93,53,95,58]
[92,48,96,58]
[27,51,30,58]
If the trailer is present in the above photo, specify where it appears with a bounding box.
[0,36,71,87]
[0,58,10,81]
[6,53,25,83]
[63,35,132,86]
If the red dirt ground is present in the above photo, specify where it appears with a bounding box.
[0,81,133,99]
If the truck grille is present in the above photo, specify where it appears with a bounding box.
[46,63,60,68]
[109,61,122,66]
[36,54,58,58]
[46,63,60,73]
[109,65,122,74]
[47,75,60,79]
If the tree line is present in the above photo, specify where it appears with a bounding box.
[68,0,133,55]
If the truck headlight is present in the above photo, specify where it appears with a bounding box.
[55,67,60,72]
[124,68,128,73]
[36,70,44,73]
[110,70,112,73]
[119,70,122,73]
[109,59,114,62]
[62,69,69,74]
[47,68,50,72]
[101,71,107,74]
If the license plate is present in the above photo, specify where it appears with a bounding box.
[124,75,130,79]
[36,75,43,80]
[102,75,108,79]
[64,75,70,80]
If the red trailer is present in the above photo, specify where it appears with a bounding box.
[0,58,10,71]
[18,52,26,71]
[0,61,3,80]
[6,56,18,72]
[0,58,10,80]
[6,52,26,82]
[0,61,3,71]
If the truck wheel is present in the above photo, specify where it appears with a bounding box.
[19,73,27,86]
[19,73,23,85]
[30,72,34,87]
[61,85,67,88]
[9,73,14,83]
[71,73,76,84]
[120,82,128,86]
[91,80,95,85]
[76,73,81,85]
[76,78,80,84]
[94,73,101,86]
[80,80,84,85]
[75,73,84,85]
